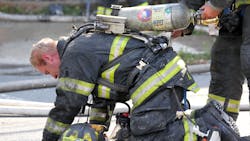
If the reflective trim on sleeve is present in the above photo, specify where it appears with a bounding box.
[131,56,184,108]
[235,0,250,8]
[183,118,197,141]
[98,64,120,99]
[109,35,130,61]
[90,108,107,122]
[187,82,200,93]
[226,99,240,113]
[57,77,95,96]
[45,117,70,135]
[207,93,225,107]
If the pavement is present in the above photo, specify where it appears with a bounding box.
[0,21,249,140]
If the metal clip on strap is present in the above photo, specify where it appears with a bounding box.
[136,60,147,70]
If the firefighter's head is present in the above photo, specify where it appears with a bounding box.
[30,37,60,78]
[59,123,105,141]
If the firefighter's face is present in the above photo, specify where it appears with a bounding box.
[36,53,61,79]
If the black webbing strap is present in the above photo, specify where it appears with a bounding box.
[100,46,144,72]
[97,46,145,93]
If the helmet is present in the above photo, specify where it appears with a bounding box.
[59,123,105,141]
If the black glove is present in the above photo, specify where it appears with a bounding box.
[42,129,60,141]
[219,12,241,33]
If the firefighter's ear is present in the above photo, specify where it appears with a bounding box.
[42,54,53,64]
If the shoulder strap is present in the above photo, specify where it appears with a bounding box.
[100,46,144,72]
[97,46,144,93]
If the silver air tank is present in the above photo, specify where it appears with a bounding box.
[118,3,193,32]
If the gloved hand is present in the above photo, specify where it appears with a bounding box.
[42,129,60,141]
[90,124,107,133]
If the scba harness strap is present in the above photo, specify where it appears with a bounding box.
[64,23,172,96]
[96,33,171,93]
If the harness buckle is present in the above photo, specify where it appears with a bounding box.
[136,60,147,70]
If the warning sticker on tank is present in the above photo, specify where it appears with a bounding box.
[152,6,168,30]
[137,8,152,22]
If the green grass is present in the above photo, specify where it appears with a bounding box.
[0,5,25,14]
[178,51,210,65]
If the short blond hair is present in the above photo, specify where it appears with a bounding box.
[30,38,57,67]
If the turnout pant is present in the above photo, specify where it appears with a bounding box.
[209,5,250,120]
[129,89,243,141]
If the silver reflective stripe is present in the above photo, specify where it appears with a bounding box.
[98,64,120,99]
[208,93,225,107]
[227,99,240,113]
[45,117,70,135]
[98,84,111,99]
[109,36,130,61]
[57,77,95,96]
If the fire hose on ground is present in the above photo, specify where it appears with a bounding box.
[0,64,249,116]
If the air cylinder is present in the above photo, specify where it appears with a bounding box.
[118,3,193,32]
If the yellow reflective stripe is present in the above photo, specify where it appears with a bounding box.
[183,118,189,141]
[98,85,111,99]
[208,93,225,106]
[183,118,197,141]
[187,82,200,93]
[183,119,192,141]
[131,56,184,108]
[226,99,240,113]
[58,77,94,96]
[45,117,70,135]
[109,35,130,61]
[97,6,105,15]
[102,64,120,83]
[98,64,120,99]
[137,2,149,6]
[97,36,129,99]
[235,0,250,8]
[90,108,107,122]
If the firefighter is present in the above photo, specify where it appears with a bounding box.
[181,0,250,120]
[30,23,244,140]
[96,0,149,15]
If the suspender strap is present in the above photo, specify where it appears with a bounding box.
[97,46,145,92]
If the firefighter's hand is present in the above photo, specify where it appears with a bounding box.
[90,124,106,133]
[200,2,222,20]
